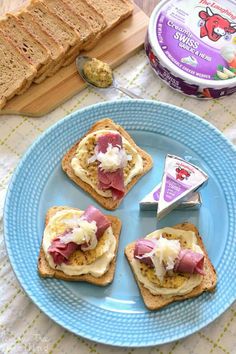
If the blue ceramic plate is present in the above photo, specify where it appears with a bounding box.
[4,100,236,347]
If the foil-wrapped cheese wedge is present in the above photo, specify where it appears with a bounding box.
[139,182,202,211]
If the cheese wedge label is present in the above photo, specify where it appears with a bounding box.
[163,174,189,202]
[157,155,208,219]
[153,186,161,201]
[139,182,201,211]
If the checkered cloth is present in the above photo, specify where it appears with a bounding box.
[0,50,235,354]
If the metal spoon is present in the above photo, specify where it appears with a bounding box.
[76,55,143,99]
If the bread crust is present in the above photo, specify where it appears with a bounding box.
[125,222,217,310]
[0,31,37,107]
[38,206,122,286]
[62,118,153,210]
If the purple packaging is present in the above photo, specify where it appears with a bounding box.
[139,183,201,211]
[157,155,208,220]
[146,0,236,99]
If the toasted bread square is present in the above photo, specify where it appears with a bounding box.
[38,206,122,286]
[62,118,153,210]
[125,223,217,310]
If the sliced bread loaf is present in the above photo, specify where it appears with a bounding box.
[46,0,94,50]
[86,0,133,33]
[26,0,81,61]
[65,0,106,41]
[39,0,82,66]
[0,14,51,78]
[0,32,36,109]
[16,10,66,82]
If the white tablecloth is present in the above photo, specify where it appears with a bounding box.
[0,50,235,354]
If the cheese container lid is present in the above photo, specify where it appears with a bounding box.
[149,0,236,88]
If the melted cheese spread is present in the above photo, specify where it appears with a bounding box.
[131,227,204,296]
[71,129,143,197]
[43,209,116,277]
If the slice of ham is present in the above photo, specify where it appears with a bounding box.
[97,133,125,200]
[48,206,111,265]
[174,249,205,275]
[48,238,79,265]
[80,205,111,239]
[134,239,157,267]
[134,238,205,275]
[97,133,122,153]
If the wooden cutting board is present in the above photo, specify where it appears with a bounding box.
[1,4,149,117]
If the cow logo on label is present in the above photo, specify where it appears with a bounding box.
[175,167,190,181]
[198,7,236,42]
[148,50,156,65]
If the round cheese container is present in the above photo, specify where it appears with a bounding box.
[145,0,236,98]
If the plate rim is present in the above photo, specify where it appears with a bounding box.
[3,99,236,347]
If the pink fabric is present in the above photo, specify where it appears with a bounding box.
[97,133,125,200]
[48,206,111,265]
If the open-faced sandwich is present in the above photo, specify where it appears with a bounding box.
[38,205,121,285]
[125,223,217,310]
[62,118,153,210]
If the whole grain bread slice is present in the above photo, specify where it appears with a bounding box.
[0,32,36,109]
[16,10,66,82]
[45,0,94,64]
[38,206,122,286]
[86,0,133,34]
[62,118,153,210]
[0,14,51,79]
[46,0,94,50]
[125,222,217,310]
[26,0,81,61]
[65,0,106,43]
